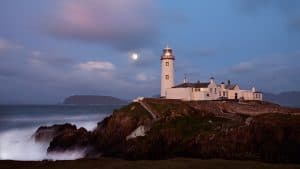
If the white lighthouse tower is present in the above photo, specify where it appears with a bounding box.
[160,47,175,97]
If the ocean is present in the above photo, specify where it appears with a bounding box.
[0,104,122,161]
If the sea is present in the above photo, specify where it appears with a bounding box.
[0,104,123,161]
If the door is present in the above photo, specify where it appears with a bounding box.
[235,93,238,100]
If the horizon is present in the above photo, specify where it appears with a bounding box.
[1,1,300,104]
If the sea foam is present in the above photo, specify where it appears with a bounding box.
[0,118,101,161]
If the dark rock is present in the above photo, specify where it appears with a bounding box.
[90,103,153,157]
[89,99,300,163]
[35,99,300,163]
[47,127,90,152]
[33,123,77,142]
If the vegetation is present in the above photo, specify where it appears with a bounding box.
[150,116,232,138]
[114,102,152,120]
[35,99,300,163]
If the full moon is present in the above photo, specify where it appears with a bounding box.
[131,53,139,61]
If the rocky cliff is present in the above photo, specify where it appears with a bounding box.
[34,99,300,163]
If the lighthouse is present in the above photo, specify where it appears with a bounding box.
[160,47,175,97]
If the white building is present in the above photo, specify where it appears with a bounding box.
[160,47,263,101]
[160,47,175,97]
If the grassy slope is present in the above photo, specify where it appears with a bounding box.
[1,158,300,169]
[112,102,152,120]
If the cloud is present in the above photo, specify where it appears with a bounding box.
[0,38,23,50]
[32,50,41,57]
[0,39,10,49]
[290,16,300,31]
[0,42,160,104]
[136,73,148,81]
[77,61,115,71]
[238,0,300,31]
[135,73,155,82]
[238,0,300,12]
[231,62,253,74]
[46,0,160,51]
[217,51,300,92]
[129,49,158,67]
[192,48,218,57]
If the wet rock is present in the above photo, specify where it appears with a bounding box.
[47,127,90,152]
[34,99,300,163]
[33,123,77,142]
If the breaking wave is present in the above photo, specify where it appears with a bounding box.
[0,106,113,161]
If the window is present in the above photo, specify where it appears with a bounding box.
[165,75,169,80]
[214,88,217,94]
[219,91,221,96]
[223,91,226,97]
[165,62,169,66]
[207,93,210,97]
[210,88,212,93]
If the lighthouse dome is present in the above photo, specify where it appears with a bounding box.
[161,47,175,60]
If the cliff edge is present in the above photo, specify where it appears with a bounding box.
[35,99,300,163]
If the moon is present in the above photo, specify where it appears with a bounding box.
[131,52,139,61]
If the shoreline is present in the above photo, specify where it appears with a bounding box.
[1,158,300,169]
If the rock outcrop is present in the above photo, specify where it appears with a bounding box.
[33,123,77,142]
[48,127,90,152]
[33,124,90,152]
[33,99,300,163]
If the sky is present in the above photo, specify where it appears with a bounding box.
[0,0,300,104]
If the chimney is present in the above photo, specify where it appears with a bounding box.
[221,82,225,89]
[183,73,187,83]
[227,80,231,86]
[210,77,215,84]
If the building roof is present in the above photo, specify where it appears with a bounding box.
[172,82,210,88]
[225,84,238,90]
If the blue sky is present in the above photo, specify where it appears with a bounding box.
[0,0,299,104]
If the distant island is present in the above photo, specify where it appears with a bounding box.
[264,91,300,108]
[63,95,128,105]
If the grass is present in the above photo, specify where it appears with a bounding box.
[113,102,152,120]
[150,116,232,138]
[1,158,299,169]
[148,102,176,113]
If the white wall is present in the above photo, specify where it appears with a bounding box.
[166,88,192,100]
[161,58,175,97]
[253,92,263,101]
[207,82,219,100]
[228,89,263,101]
[192,88,210,100]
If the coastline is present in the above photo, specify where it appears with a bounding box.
[31,99,300,163]
[1,158,300,169]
